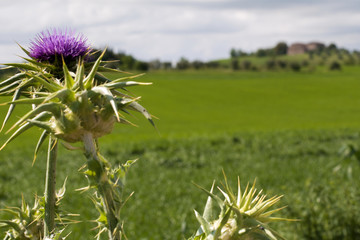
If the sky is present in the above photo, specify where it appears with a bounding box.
[1,0,359,63]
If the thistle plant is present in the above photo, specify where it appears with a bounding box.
[0,180,72,240]
[0,29,153,239]
[190,173,295,240]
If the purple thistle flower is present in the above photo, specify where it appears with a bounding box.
[29,29,90,63]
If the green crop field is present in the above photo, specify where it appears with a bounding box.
[103,66,360,142]
[1,67,360,239]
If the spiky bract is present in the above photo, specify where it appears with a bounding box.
[190,174,295,240]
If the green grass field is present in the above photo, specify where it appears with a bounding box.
[102,66,360,141]
[1,67,360,239]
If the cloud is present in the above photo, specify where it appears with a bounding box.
[0,0,359,63]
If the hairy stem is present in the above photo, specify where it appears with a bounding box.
[83,131,120,240]
[44,136,58,237]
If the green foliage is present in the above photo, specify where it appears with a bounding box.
[0,126,360,239]
[274,42,288,56]
[0,180,73,240]
[329,61,342,71]
[289,62,301,72]
[287,180,360,239]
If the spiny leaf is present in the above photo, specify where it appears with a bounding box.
[193,182,224,213]
[0,96,46,106]
[0,220,22,232]
[74,58,85,90]
[97,66,131,74]
[111,89,133,99]
[33,130,49,165]
[26,119,53,132]
[44,88,75,103]
[0,72,26,88]
[108,73,145,84]
[194,210,212,235]
[202,181,217,222]
[115,97,139,110]
[20,56,55,70]
[62,57,75,89]
[258,206,288,219]
[214,206,232,239]
[0,88,21,132]
[127,101,155,127]
[56,177,68,200]
[6,102,60,133]
[2,63,39,71]
[103,80,152,90]
[16,42,32,58]
[0,80,22,95]
[237,176,242,207]
[91,86,120,122]
[25,73,61,92]
[84,48,107,89]
[0,112,51,151]
[94,72,111,85]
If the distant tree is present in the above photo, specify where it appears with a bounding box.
[301,60,309,67]
[176,57,190,70]
[256,48,274,57]
[329,61,341,71]
[205,61,220,69]
[230,48,238,58]
[327,43,338,52]
[290,62,301,72]
[353,51,360,64]
[102,48,117,60]
[308,51,314,60]
[149,59,162,70]
[344,55,356,66]
[162,62,173,69]
[230,48,248,58]
[266,59,276,70]
[276,60,288,69]
[122,55,136,69]
[241,60,252,70]
[231,59,239,70]
[274,42,288,55]
[192,60,205,70]
[256,49,267,57]
[134,61,149,71]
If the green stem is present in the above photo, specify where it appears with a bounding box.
[44,136,58,237]
[83,131,120,240]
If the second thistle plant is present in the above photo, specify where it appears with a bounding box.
[190,173,296,240]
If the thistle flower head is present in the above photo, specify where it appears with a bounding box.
[0,46,154,159]
[29,29,90,63]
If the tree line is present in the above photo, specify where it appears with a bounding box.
[1,44,360,74]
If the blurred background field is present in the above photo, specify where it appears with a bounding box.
[1,67,360,239]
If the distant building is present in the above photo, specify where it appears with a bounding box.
[287,42,325,55]
[287,43,307,55]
